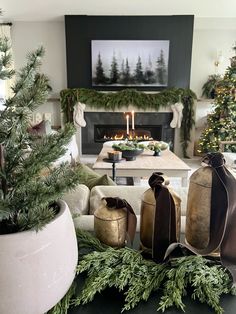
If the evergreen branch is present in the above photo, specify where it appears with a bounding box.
[9,46,45,102]
[72,235,234,314]
[6,164,81,231]
[76,228,108,252]
[9,124,75,188]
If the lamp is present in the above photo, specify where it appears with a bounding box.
[214,50,224,71]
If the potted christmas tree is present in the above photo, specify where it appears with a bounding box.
[0,37,81,313]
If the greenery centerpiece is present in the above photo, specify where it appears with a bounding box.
[112,140,145,161]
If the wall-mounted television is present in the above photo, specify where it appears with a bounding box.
[91,40,169,87]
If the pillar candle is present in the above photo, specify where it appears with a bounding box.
[126,115,129,135]
[131,110,135,130]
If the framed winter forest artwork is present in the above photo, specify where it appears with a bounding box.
[91,40,169,87]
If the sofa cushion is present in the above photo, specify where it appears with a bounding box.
[223,152,236,168]
[76,163,116,189]
[90,185,150,215]
[89,185,188,216]
[62,184,90,215]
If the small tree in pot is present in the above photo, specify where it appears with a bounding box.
[0,37,81,314]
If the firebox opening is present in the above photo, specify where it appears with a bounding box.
[94,124,162,143]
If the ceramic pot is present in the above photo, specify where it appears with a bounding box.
[0,200,78,314]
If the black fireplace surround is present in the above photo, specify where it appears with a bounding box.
[82,112,174,154]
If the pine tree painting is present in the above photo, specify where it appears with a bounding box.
[91,40,169,86]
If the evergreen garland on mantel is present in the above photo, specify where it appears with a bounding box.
[60,88,197,157]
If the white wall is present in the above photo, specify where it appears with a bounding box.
[9,18,236,155]
[11,21,66,126]
[190,18,236,98]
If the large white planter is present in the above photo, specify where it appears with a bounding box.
[0,200,78,314]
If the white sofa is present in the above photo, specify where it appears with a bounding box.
[62,184,188,234]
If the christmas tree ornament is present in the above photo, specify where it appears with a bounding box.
[140,172,181,262]
[94,197,137,247]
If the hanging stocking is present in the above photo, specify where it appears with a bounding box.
[170,104,178,128]
[73,102,86,128]
[175,102,184,128]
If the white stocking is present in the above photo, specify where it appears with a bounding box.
[170,104,178,128]
[175,102,184,128]
[73,102,86,128]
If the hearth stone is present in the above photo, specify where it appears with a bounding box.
[82,112,174,154]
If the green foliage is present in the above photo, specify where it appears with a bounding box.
[0,40,81,233]
[0,37,15,80]
[112,140,144,151]
[49,229,234,314]
[202,74,222,99]
[60,87,196,157]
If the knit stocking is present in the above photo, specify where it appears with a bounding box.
[170,104,178,128]
[73,102,86,128]
[175,102,184,128]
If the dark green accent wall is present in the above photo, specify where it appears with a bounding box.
[65,15,194,91]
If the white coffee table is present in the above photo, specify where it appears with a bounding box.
[93,147,191,187]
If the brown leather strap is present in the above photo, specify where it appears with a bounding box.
[103,197,137,245]
[148,172,177,263]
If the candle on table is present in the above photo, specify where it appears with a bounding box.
[131,110,135,130]
[126,114,129,135]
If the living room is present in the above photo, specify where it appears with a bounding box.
[0,1,236,314]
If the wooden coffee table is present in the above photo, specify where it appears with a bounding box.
[93,147,191,187]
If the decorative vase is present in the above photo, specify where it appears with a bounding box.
[94,203,127,247]
[94,197,137,247]
[140,173,181,261]
[0,201,78,314]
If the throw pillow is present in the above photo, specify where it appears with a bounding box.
[27,119,52,136]
[76,163,116,189]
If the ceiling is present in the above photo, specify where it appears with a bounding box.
[1,0,236,22]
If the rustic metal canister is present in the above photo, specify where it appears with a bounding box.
[140,173,181,258]
[185,165,219,253]
[94,201,127,247]
[94,197,137,248]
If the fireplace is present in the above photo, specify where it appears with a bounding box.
[94,125,159,142]
[82,112,174,154]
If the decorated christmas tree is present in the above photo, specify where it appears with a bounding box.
[198,44,236,153]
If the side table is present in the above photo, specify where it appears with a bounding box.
[102,158,125,182]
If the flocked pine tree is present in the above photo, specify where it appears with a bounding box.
[0,37,81,234]
[198,44,236,153]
